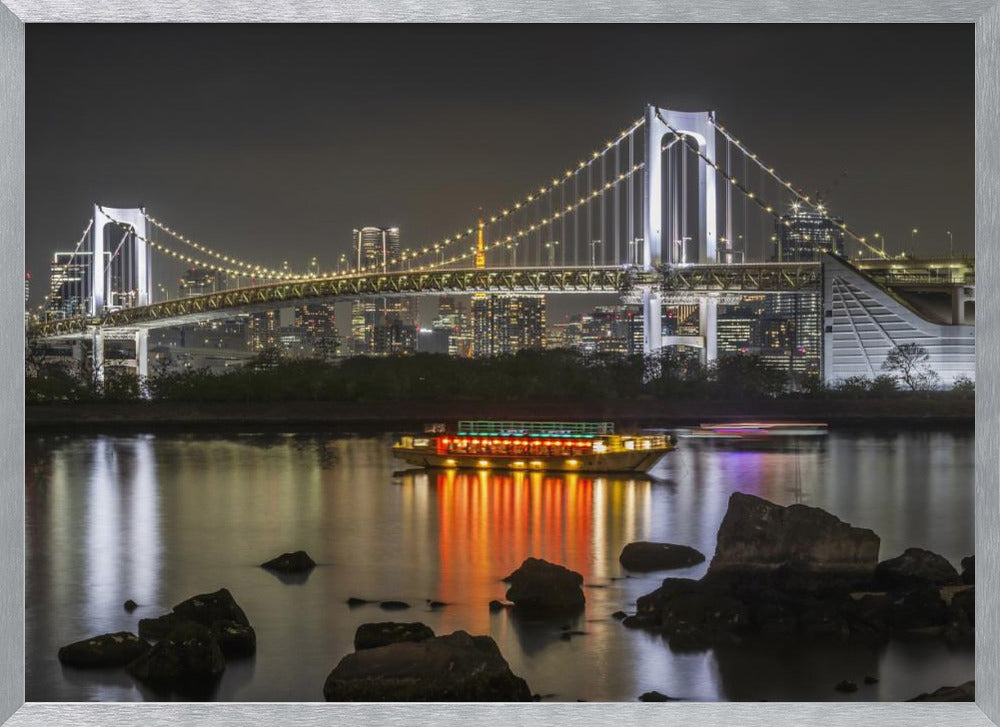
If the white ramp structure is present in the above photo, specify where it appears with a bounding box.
[822,255,975,386]
[642,105,718,357]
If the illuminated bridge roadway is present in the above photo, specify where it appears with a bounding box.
[32,262,824,339]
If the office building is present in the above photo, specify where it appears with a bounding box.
[296,303,341,359]
[47,251,96,319]
[774,203,846,262]
[471,295,545,358]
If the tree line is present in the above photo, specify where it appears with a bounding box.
[25,342,974,405]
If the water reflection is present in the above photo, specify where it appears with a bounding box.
[26,430,974,702]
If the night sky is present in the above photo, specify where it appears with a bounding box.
[26,24,973,322]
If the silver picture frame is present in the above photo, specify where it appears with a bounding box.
[1,4,996,725]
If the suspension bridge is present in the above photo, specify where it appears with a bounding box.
[28,105,975,385]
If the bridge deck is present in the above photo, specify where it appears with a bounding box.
[33,260,958,340]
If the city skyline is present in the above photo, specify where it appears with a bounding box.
[25,24,972,311]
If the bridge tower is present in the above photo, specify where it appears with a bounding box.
[89,205,152,385]
[642,105,718,359]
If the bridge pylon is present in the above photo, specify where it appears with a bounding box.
[641,106,718,359]
[91,205,151,315]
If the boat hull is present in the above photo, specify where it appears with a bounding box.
[394,448,670,473]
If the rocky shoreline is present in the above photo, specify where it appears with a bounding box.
[55,502,975,702]
[618,493,974,654]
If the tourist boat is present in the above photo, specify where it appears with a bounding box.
[393,420,675,473]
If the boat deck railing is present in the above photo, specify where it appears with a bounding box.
[457,420,614,438]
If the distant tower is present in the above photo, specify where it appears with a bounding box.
[475,214,486,269]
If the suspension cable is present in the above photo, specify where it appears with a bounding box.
[710,117,887,259]
[655,110,886,260]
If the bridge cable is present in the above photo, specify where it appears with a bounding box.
[655,110,887,261]
[710,118,887,259]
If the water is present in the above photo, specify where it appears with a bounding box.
[25,428,974,702]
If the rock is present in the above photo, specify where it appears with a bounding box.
[138,613,183,640]
[123,599,138,613]
[620,542,705,572]
[488,600,505,612]
[504,558,585,613]
[886,587,948,631]
[126,621,225,695]
[611,611,627,620]
[323,630,532,701]
[960,555,974,585]
[709,493,880,583]
[428,601,447,609]
[834,680,858,693]
[211,620,257,658]
[379,601,410,611]
[635,577,749,650]
[260,550,316,573]
[908,681,975,702]
[874,548,961,591]
[172,588,250,628]
[639,690,673,701]
[621,615,646,629]
[347,597,371,607]
[864,675,879,685]
[58,632,150,668]
[354,622,435,651]
[944,587,974,644]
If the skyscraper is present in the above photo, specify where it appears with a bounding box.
[759,293,822,379]
[47,251,95,319]
[349,226,412,354]
[471,295,546,358]
[373,318,417,356]
[774,203,846,262]
[296,303,340,359]
[353,227,401,272]
[432,296,472,357]
[716,293,821,381]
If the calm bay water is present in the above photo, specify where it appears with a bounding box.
[25,428,974,702]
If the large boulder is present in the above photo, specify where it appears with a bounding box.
[354,622,435,651]
[126,621,225,695]
[261,550,316,573]
[58,632,150,668]
[504,558,585,613]
[172,588,250,627]
[873,548,961,591]
[635,578,748,649]
[323,630,532,701]
[619,542,705,572]
[709,493,879,583]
